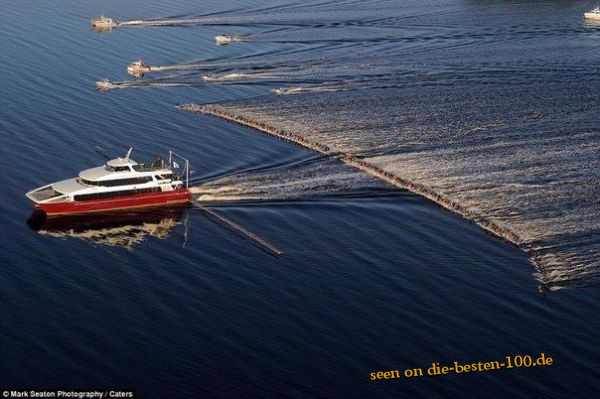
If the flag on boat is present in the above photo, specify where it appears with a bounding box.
[172,161,180,169]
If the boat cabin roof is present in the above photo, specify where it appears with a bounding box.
[78,156,171,182]
[107,157,138,167]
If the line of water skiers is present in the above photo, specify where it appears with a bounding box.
[187,103,524,246]
[194,104,332,153]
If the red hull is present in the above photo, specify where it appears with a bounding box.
[32,189,192,216]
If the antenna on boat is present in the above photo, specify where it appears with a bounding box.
[186,159,189,189]
[125,147,133,159]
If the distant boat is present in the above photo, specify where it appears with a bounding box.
[91,13,118,28]
[25,148,192,216]
[96,78,114,91]
[127,59,151,76]
[215,34,233,45]
[584,7,600,20]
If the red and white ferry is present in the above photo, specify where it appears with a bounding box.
[26,148,192,216]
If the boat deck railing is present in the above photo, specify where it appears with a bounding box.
[132,160,168,172]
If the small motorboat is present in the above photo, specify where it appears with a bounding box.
[26,148,192,216]
[584,7,600,20]
[91,13,118,28]
[127,59,152,77]
[96,78,114,91]
[215,34,233,45]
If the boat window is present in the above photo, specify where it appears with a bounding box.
[77,177,99,186]
[105,165,131,172]
[155,174,175,181]
[74,186,161,201]
[79,176,153,186]
[100,176,153,186]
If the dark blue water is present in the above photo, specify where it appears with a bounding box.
[1,1,599,398]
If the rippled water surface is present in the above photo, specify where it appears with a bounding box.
[1,1,599,398]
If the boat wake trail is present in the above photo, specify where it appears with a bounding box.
[190,158,386,203]
[146,64,213,73]
[180,87,600,292]
[272,83,355,95]
[107,60,415,91]
[117,17,211,27]
[202,71,296,84]
[113,2,427,29]
[123,0,598,291]
[97,73,205,91]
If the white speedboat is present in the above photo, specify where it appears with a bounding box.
[215,34,233,45]
[585,7,600,20]
[96,79,114,91]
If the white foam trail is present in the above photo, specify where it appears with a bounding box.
[150,64,208,72]
[97,81,198,91]
[203,73,251,82]
[117,18,209,27]
[203,72,280,82]
[179,101,599,291]
[272,84,346,95]
[190,161,378,202]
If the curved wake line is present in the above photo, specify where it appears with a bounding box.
[272,85,344,95]
[117,18,208,27]
[178,103,525,249]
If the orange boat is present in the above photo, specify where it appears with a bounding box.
[91,13,118,28]
[127,60,152,76]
